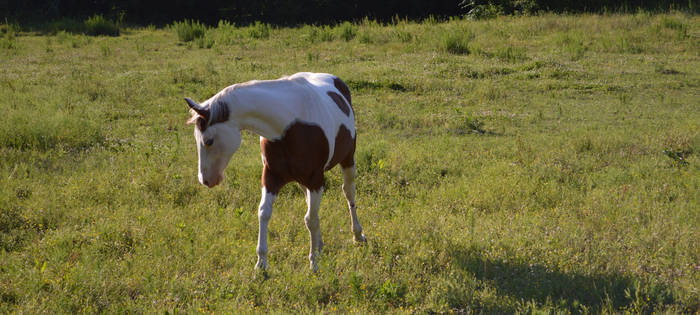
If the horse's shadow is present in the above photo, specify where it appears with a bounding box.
[448,245,676,313]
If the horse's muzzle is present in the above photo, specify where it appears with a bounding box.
[199,173,223,188]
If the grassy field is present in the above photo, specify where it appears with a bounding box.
[1,12,699,313]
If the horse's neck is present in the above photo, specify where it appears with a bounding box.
[224,82,307,140]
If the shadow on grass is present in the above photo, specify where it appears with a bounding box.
[449,245,677,313]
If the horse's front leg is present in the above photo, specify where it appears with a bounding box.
[256,187,276,270]
[304,187,324,271]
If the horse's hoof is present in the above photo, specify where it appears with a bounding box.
[254,265,269,280]
[309,261,319,273]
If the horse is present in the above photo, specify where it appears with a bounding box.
[184,72,366,271]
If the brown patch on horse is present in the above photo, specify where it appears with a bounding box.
[190,101,230,133]
[326,124,356,171]
[260,121,330,194]
[327,91,351,117]
[195,117,208,132]
[333,77,352,106]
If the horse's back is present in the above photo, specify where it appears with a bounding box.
[285,72,355,129]
[260,73,356,191]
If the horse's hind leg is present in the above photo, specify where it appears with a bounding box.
[304,187,324,271]
[342,164,366,243]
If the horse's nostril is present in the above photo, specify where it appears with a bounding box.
[203,179,209,186]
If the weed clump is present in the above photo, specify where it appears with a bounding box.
[440,31,473,54]
[394,30,413,42]
[450,114,486,135]
[84,14,120,36]
[247,21,271,39]
[172,20,207,42]
[660,16,686,31]
[336,22,356,41]
[1,22,19,49]
[207,20,238,46]
[495,46,527,62]
[1,30,16,49]
[358,31,372,43]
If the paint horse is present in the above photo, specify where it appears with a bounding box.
[185,72,366,271]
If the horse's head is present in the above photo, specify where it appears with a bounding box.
[185,97,240,188]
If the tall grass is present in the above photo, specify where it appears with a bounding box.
[336,21,357,41]
[440,30,474,54]
[247,21,271,39]
[172,19,207,42]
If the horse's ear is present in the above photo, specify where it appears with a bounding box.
[186,114,199,125]
[185,97,209,119]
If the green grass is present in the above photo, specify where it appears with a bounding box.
[1,12,699,313]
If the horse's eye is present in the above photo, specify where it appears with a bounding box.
[204,138,214,146]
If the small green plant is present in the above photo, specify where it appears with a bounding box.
[394,30,412,42]
[1,30,16,49]
[557,32,587,60]
[358,31,372,43]
[55,30,70,44]
[318,25,334,42]
[304,25,320,43]
[451,114,486,135]
[440,31,472,54]
[336,22,356,41]
[306,51,320,63]
[424,14,439,25]
[495,45,527,62]
[247,21,271,39]
[44,37,53,53]
[349,272,364,300]
[172,20,207,42]
[663,134,693,166]
[100,42,112,56]
[1,21,20,35]
[654,63,680,75]
[376,279,406,305]
[659,15,688,39]
[663,149,689,166]
[660,16,686,31]
[84,14,120,36]
[209,20,238,46]
[134,39,146,55]
[1,21,19,49]
[617,34,646,54]
[195,35,214,49]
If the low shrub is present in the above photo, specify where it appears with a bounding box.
[1,29,16,49]
[84,14,120,36]
[440,32,472,54]
[336,22,356,41]
[247,21,271,39]
[172,20,207,42]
